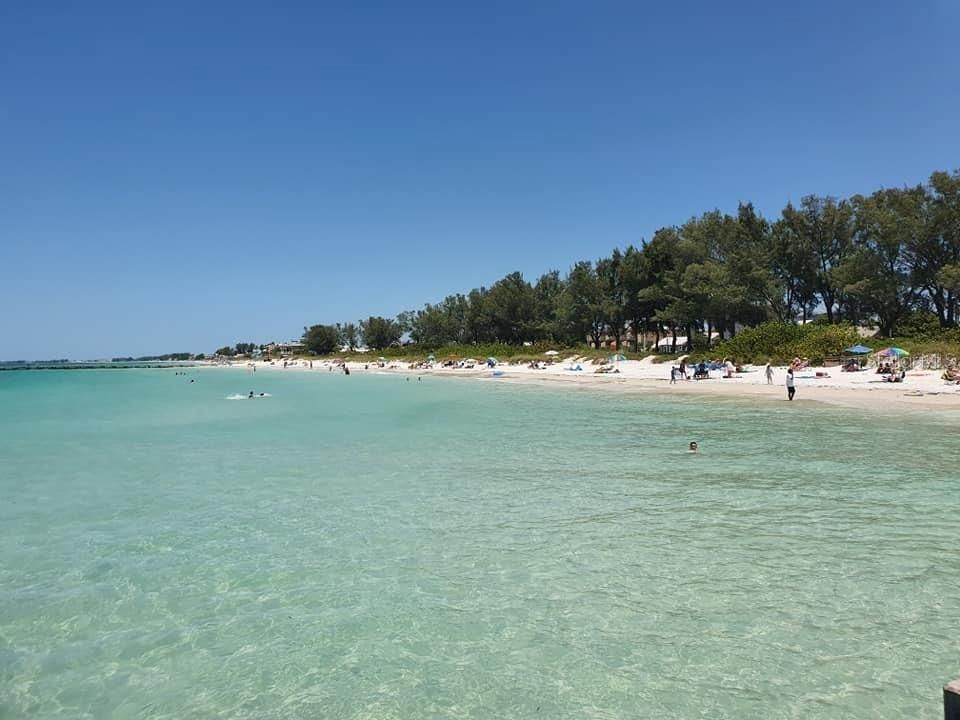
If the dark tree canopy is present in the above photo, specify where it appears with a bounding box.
[302,324,339,355]
[360,316,402,350]
[243,169,959,357]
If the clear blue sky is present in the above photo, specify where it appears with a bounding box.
[2,1,958,359]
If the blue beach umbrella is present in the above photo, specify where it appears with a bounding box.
[845,345,872,354]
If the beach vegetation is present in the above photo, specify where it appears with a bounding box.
[269,169,960,361]
[302,324,339,355]
[360,316,403,350]
[698,322,860,365]
[337,322,360,351]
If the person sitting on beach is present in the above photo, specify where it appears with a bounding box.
[943,367,960,383]
[723,359,736,378]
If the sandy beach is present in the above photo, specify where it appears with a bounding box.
[226,355,960,412]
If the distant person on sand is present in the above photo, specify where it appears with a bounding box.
[679,359,687,380]
[786,367,795,401]
[765,362,774,384]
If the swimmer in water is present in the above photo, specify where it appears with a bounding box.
[689,441,698,453]
[248,391,254,399]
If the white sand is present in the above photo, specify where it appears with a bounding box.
[222,355,960,412]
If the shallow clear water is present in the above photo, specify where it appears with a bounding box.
[1,368,958,719]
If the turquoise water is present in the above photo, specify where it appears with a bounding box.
[1,368,958,719]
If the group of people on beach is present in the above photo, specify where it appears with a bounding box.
[671,357,744,383]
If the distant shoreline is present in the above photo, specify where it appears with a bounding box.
[0,361,200,371]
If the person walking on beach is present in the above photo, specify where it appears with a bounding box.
[785,366,795,400]
[679,358,688,380]
[765,362,774,384]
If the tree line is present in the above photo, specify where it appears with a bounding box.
[296,170,959,355]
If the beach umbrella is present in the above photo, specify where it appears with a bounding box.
[845,345,872,354]
[427,354,435,361]
[378,356,386,361]
[486,357,498,366]
[876,347,910,358]
[609,353,626,362]
[544,350,559,356]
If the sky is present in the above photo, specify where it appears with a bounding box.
[2,0,959,359]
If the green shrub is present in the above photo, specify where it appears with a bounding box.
[694,322,860,365]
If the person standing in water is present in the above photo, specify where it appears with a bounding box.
[785,366,795,400]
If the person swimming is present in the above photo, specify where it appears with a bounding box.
[248,391,254,399]
[689,441,698,453]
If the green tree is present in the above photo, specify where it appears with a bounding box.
[638,227,685,349]
[771,212,818,322]
[484,272,536,344]
[531,271,565,342]
[910,171,960,327]
[781,196,853,323]
[596,250,626,349]
[215,346,236,357]
[302,324,339,355]
[559,261,605,347]
[465,287,494,343]
[408,294,470,347]
[839,187,923,336]
[360,316,402,350]
[619,245,650,351]
[337,322,360,350]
